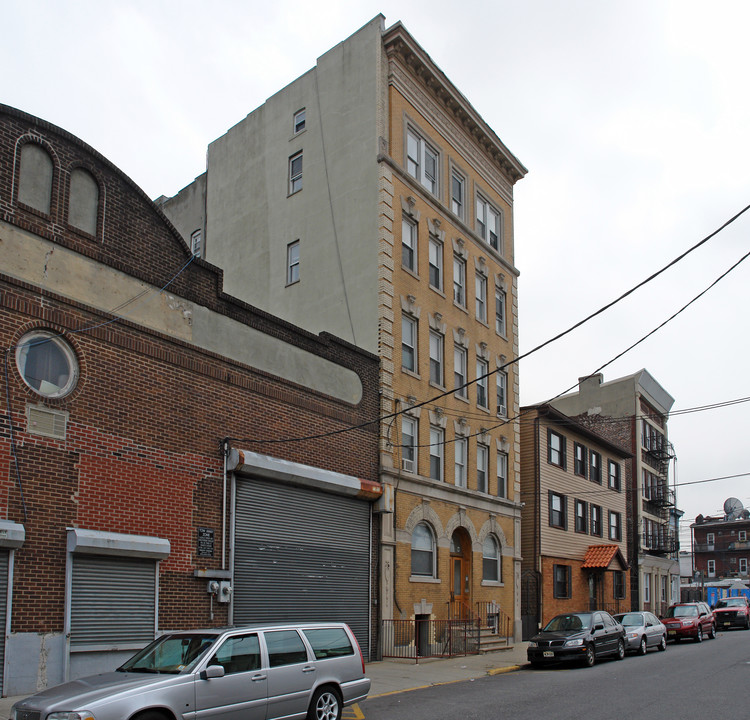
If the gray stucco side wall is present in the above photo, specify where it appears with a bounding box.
[158,173,207,249]
[202,16,384,353]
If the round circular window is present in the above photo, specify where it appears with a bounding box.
[15,330,79,398]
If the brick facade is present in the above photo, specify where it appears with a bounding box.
[0,104,380,691]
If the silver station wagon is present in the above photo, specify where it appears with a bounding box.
[11,622,370,720]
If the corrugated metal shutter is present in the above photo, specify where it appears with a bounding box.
[234,477,371,658]
[71,555,156,646]
[0,551,8,695]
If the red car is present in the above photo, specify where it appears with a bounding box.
[713,596,750,630]
[661,602,716,642]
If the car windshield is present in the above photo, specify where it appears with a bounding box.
[118,634,218,674]
[716,598,746,608]
[666,606,698,618]
[543,613,591,632]
[616,613,644,627]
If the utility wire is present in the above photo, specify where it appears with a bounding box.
[238,215,750,448]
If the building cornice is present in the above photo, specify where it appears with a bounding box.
[383,24,527,187]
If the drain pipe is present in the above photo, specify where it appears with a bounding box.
[222,438,228,570]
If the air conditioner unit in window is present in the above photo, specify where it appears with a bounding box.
[401,458,415,473]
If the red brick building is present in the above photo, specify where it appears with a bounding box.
[0,104,380,695]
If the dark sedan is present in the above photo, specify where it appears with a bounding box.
[527,611,626,668]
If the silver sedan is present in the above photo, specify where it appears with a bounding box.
[613,611,667,654]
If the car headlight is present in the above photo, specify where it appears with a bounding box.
[564,638,584,647]
[528,641,538,648]
[46,712,97,720]
[681,620,694,627]
[627,632,638,639]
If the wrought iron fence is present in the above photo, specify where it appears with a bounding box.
[381,618,481,662]
[475,601,512,640]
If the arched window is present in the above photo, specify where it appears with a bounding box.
[482,535,501,582]
[68,168,99,235]
[18,143,53,214]
[411,522,436,577]
[15,330,79,398]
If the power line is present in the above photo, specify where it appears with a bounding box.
[234,202,750,447]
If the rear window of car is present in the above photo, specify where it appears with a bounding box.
[303,627,354,659]
[617,613,643,626]
[669,605,698,617]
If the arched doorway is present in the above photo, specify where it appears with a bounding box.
[449,528,471,619]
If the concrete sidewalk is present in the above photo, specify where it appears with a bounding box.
[366,642,529,697]
[0,643,530,716]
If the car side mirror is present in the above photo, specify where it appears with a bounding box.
[201,665,225,680]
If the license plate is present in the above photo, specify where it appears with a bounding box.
[543,651,554,658]
[724,622,731,626]
[668,630,676,635]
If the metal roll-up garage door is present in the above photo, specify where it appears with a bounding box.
[71,555,156,646]
[234,477,371,658]
[0,551,8,695]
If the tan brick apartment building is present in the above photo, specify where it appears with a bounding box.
[0,103,380,695]
[160,16,527,640]
[520,404,631,638]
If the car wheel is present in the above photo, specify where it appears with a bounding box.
[308,686,342,720]
[638,636,647,656]
[695,626,703,643]
[583,644,596,667]
[745,618,750,630]
[658,635,667,651]
[616,639,626,660]
[708,624,716,639]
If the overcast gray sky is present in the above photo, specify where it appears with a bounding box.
[4,0,749,546]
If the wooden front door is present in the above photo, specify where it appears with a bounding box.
[450,530,470,618]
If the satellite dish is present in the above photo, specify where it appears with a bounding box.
[724,497,744,520]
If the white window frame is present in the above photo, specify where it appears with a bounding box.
[428,237,442,290]
[293,108,306,134]
[739,530,747,542]
[190,229,202,257]
[609,511,621,541]
[289,152,303,194]
[406,127,439,195]
[453,256,466,307]
[497,451,508,498]
[643,573,651,602]
[451,169,465,218]
[411,522,436,578]
[401,315,418,373]
[402,217,418,272]
[475,272,487,323]
[706,532,715,546]
[476,195,502,252]
[286,240,300,285]
[429,427,444,482]
[401,416,417,473]
[740,558,748,574]
[496,370,507,417]
[429,331,444,386]
[707,559,716,578]
[482,535,501,583]
[495,287,506,336]
[454,345,467,399]
[476,358,489,409]
[454,437,467,488]
[477,444,488,493]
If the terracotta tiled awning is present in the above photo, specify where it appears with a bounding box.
[582,544,628,570]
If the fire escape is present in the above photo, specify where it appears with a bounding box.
[641,433,678,556]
